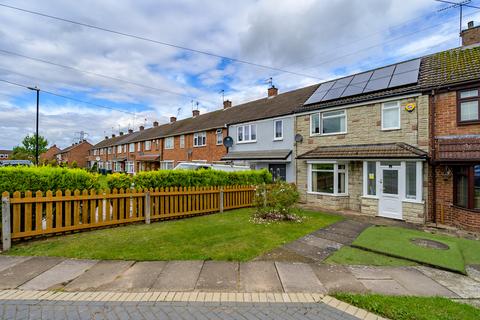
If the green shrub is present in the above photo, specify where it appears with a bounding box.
[106,169,272,189]
[253,181,300,222]
[0,166,100,195]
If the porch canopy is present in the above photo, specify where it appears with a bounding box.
[112,156,127,162]
[297,143,427,160]
[136,155,160,162]
[435,136,480,162]
[222,149,292,161]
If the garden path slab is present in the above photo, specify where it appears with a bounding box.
[360,279,410,295]
[64,260,134,291]
[415,266,480,298]
[0,256,31,273]
[239,261,283,292]
[19,259,97,291]
[196,261,239,291]
[347,266,394,280]
[284,240,336,261]
[99,261,167,292]
[253,247,316,263]
[275,262,326,293]
[152,261,203,291]
[466,265,480,283]
[311,264,368,294]
[0,257,62,289]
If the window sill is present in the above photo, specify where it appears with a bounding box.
[307,191,349,197]
[194,145,206,148]
[310,132,347,137]
[402,199,424,204]
[273,138,283,141]
[457,120,480,126]
[237,141,257,144]
[361,195,379,200]
[381,127,401,131]
[452,205,480,213]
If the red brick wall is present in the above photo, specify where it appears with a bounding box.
[434,91,480,136]
[61,142,92,168]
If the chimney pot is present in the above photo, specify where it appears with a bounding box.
[128,129,133,134]
[223,100,232,109]
[170,117,176,123]
[461,21,480,46]
[111,134,115,138]
[268,86,278,98]
[105,136,108,140]
[192,109,200,117]
[153,121,159,127]
[139,125,144,131]
[119,131,124,136]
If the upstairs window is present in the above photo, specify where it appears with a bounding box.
[164,137,174,149]
[137,142,141,152]
[237,124,257,143]
[194,132,207,147]
[458,89,479,123]
[129,143,134,152]
[216,129,223,145]
[310,110,346,135]
[145,140,151,151]
[117,145,122,154]
[382,101,401,130]
[274,120,283,140]
[180,135,185,148]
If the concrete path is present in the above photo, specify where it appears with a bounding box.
[0,256,477,300]
[255,220,371,263]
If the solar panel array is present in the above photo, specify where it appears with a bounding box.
[304,58,421,105]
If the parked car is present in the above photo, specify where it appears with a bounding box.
[173,162,250,172]
[0,160,33,167]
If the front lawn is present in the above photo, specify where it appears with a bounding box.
[351,226,480,274]
[6,208,341,261]
[325,246,417,267]
[335,293,480,320]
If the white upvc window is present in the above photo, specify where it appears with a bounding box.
[180,135,185,148]
[160,160,174,170]
[117,145,122,153]
[137,142,141,152]
[308,162,348,195]
[382,101,401,130]
[237,124,257,143]
[145,140,152,151]
[164,137,174,149]
[194,132,207,147]
[310,110,346,135]
[107,147,112,154]
[129,143,135,152]
[216,129,223,145]
[114,161,122,172]
[100,149,104,155]
[274,120,283,140]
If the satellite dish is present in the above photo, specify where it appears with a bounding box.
[223,136,234,148]
[295,134,303,143]
[95,156,100,161]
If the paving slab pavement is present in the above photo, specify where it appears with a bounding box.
[99,261,167,292]
[347,266,393,280]
[64,260,134,291]
[415,266,480,298]
[152,260,203,291]
[0,257,62,290]
[285,240,335,261]
[275,262,326,293]
[360,279,411,295]
[311,264,368,294]
[19,259,97,291]
[238,261,283,292]
[196,261,239,292]
[467,265,480,283]
[0,256,31,273]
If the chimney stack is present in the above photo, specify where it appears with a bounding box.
[139,125,144,131]
[153,121,159,127]
[119,131,124,136]
[192,109,200,117]
[268,85,278,98]
[128,129,133,134]
[461,21,480,46]
[105,136,109,140]
[170,117,176,123]
[111,134,116,138]
[223,100,232,109]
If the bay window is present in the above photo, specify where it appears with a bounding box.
[458,89,479,123]
[310,110,346,135]
[382,101,400,130]
[160,161,174,170]
[237,124,257,143]
[309,162,348,195]
[454,165,480,210]
[194,132,207,147]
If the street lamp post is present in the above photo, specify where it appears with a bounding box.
[28,86,40,166]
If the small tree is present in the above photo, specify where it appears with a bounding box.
[252,181,300,222]
[70,161,78,168]
[11,134,48,162]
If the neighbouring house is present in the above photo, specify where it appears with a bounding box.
[428,22,480,232]
[125,122,162,173]
[40,145,61,163]
[0,149,12,160]
[223,85,319,182]
[295,57,429,224]
[56,140,93,168]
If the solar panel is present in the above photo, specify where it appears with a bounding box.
[304,58,421,105]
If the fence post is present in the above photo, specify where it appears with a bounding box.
[219,187,224,213]
[2,195,11,251]
[145,191,151,224]
[263,184,267,207]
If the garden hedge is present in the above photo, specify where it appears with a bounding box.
[0,166,100,195]
[106,169,272,189]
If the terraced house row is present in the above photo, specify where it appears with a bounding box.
[88,23,480,232]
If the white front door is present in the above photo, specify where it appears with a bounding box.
[379,167,402,219]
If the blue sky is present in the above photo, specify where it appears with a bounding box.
[0,0,479,149]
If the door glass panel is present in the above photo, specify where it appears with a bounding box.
[383,170,398,195]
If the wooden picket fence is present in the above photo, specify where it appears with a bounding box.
[1,185,255,245]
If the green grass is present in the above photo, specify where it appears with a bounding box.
[334,293,480,320]
[325,246,417,267]
[352,226,480,274]
[6,208,342,261]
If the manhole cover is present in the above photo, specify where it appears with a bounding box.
[411,238,449,250]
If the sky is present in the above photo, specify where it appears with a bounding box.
[0,0,479,150]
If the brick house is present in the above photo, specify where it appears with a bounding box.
[56,140,93,168]
[40,145,61,163]
[427,22,480,231]
[0,150,12,160]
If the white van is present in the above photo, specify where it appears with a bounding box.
[173,162,250,172]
